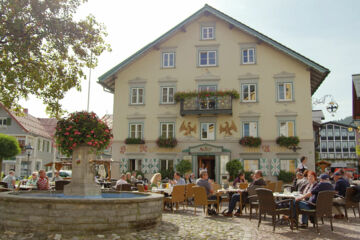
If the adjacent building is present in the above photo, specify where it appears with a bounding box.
[98,5,330,182]
[0,104,57,177]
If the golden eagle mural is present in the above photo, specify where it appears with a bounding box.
[220,120,238,136]
[180,121,197,136]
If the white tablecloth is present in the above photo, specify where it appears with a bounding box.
[151,187,172,195]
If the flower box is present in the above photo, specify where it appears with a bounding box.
[125,138,145,144]
[156,137,177,148]
[239,136,262,147]
[174,89,239,102]
[276,136,300,148]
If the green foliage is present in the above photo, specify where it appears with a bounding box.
[239,136,262,147]
[277,170,295,183]
[156,137,177,148]
[244,171,253,182]
[54,111,113,156]
[0,0,111,117]
[0,133,21,179]
[160,168,175,180]
[175,160,192,176]
[174,89,240,102]
[276,136,300,148]
[226,159,243,181]
[125,138,145,144]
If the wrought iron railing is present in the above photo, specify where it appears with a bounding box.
[180,96,232,116]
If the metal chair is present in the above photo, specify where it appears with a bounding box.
[247,185,261,219]
[334,187,360,221]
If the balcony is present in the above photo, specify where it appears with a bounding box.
[180,96,233,116]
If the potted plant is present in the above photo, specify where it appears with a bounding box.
[276,136,300,149]
[239,136,262,147]
[225,159,243,181]
[175,160,192,176]
[125,138,145,144]
[156,137,177,148]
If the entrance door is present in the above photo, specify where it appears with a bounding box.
[198,155,215,180]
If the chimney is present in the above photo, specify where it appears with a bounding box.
[23,108,28,114]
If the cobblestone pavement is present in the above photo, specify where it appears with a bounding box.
[1,207,360,240]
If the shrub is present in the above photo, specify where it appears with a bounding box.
[156,137,177,148]
[239,136,262,147]
[54,111,113,156]
[160,168,175,180]
[0,133,21,180]
[244,171,253,182]
[175,160,192,176]
[226,159,243,181]
[125,138,145,144]
[276,136,299,148]
[277,170,295,183]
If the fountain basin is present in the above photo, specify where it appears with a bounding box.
[0,191,163,234]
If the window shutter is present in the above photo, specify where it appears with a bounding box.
[6,118,11,126]
[259,158,268,176]
[249,122,257,137]
[270,158,280,176]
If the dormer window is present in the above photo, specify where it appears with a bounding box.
[242,48,255,64]
[201,26,215,40]
[162,52,175,68]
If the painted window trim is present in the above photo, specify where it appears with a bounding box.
[276,82,294,102]
[160,86,176,104]
[159,122,176,138]
[278,120,296,137]
[241,121,259,137]
[197,50,218,67]
[128,122,144,139]
[129,87,145,105]
[241,83,257,103]
[241,47,256,64]
[200,122,216,141]
[201,26,215,40]
[162,52,176,68]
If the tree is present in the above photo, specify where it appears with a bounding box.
[0,0,110,117]
[175,160,192,176]
[0,133,21,180]
[226,159,243,181]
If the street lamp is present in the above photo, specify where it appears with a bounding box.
[25,144,33,177]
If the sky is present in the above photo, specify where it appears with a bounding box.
[20,0,360,122]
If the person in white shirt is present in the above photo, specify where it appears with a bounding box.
[116,174,128,186]
[296,156,308,173]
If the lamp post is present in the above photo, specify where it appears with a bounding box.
[25,144,33,177]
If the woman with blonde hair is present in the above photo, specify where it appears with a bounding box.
[150,173,162,188]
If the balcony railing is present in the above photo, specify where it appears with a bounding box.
[180,96,233,116]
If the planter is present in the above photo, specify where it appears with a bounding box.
[174,89,239,102]
[156,137,177,148]
[276,136,300,148]
[239,136,262,147]
[125,138,145,144]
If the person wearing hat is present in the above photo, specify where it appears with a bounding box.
[295,173,334,228]
[332,171,350,219]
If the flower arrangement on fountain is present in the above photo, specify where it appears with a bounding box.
[54,111,113,156]
[156,137,178,148]
[239,136,262,147]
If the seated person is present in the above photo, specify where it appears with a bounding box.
[150,173,162,189]
[125,172,132,183]
[224,170,266,217]
[299,171,318,195]
[333,171,350,219]
[170,172,186,186]
[295,173,334,228]
[3,170,16,189]
[233,172,247,187]
[196,170,220,215]
[52,171,63,182]
[292,171,305,192]
[116,174,128,186]
[37,169,50,190]
[136,175,144,184]
[27,172,38,186]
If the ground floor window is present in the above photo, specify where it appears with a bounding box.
[243,159,259,172]
[160,159,174,171]
[129,159,142,171]
[201,123,215,140]
[20,161,30,177]
[280,159,296,173]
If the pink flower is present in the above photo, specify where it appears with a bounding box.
[87,135,91,138]
[87,142,92,145]
[72,143,77,147]
[74,131,81,135]
[105,129,110,133]
[64,132,70,136]
[69,137,73,141]
[90,130,94,134]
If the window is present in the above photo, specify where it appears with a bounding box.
[349,141,356,152]
[199,50,216,66]
[277,82,293,101]
[37,139,41,151]
[241,84,256,102]
[321,153,327,159]
[42,140,46,152]
[161,87,174,104]
[321,142,327,152]
[334,126,340,140]
[343,153,349,158]
[341,128,348,140]
[129,123,143,139]
[160,123,175,138]
[199,85,217,110]
[320,128,326,140]
[280,160,296,173]
[201,26,215,40]
[130,88,144,105]
[279,121,295,137]
[162,52,175,68]
[327,125,333,140]
[242,48,255,64]
[243,122,257,137]
[160,159,174,171]
[243,160,259,172]
[335,141,341,152]
[46,141,50,152]
[0,117,9,127]
[349,130,355,140]
[342,142,348,152]
[20,161,30,177]
[328,141,334,152]
[201,123,215,140]
[35,161,41,171]
[129,159,142,171]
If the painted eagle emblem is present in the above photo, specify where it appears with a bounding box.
[220,120,238,136]
[180,121,197,136]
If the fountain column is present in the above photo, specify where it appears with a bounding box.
[64,145,101,196]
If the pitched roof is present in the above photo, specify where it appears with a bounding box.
[38,118,58,137]
[98,4,330,95]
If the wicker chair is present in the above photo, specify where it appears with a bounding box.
[137,184,145,192]
[116,184,132,191]
[256,188,294,232]
[239,183,248,190]
[163,185,186,213]
[265,182,276,192]
[296,190,336,233]
[55,180,70,191]
[275,181,283,192]
[185,183,195,209]
[192,186,219,216]
[334,187,360,221]
[247,185,261,219]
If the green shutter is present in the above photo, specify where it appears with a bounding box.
[259,158,268,176]
[270,158,280,176]
[6,118,11,126]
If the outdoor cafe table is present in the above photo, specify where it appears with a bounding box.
[273,192,301,199]
[19,185,37,190]
[151,187,173,195]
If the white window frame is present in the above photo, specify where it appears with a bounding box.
[279,120,295,137]
[242,121,258,137]
[0,117,7,127]
[277,82,293,101]
[129,123,143,139]
[162,52,175,68]
[160,122,175,138]
[200,123,215,140]
[242,48,255,64]
[130,87,144,105]
[280,159,296,173]
[201,26,215,40]
[243,159,259,172]
[160,86,175,104]
[241,83,257,102]
[198,50,217,67]
[160,159,174,171]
